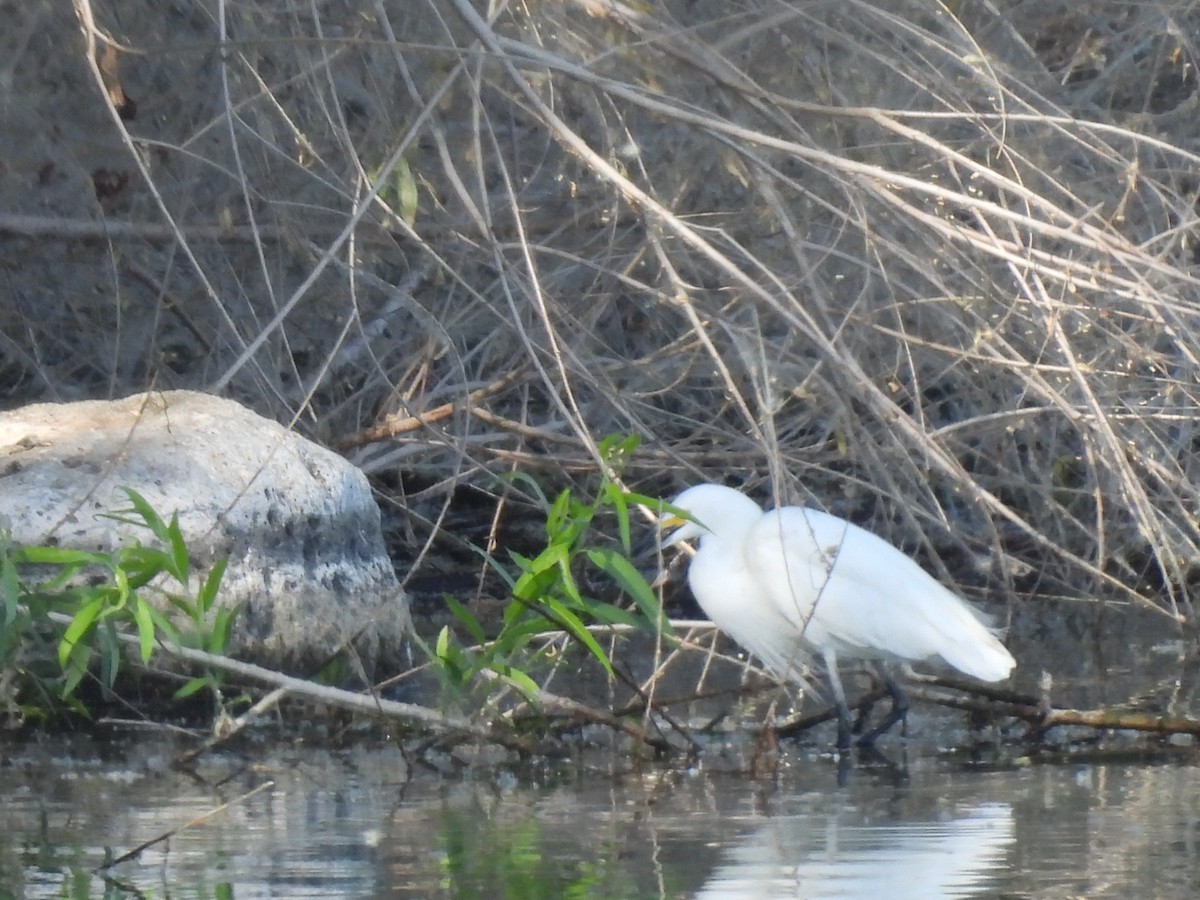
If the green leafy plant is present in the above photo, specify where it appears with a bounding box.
[432,435,670,701]
[370,153,420,227]
[0,488,235,719]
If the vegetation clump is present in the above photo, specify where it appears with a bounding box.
[0,489,234,724]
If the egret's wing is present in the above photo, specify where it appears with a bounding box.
[747,508,1014,680]
[744,507,851,632]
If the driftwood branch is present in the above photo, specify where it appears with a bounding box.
[776,672,1200,741]
[45,609,521,746]
[46,610,694,757]
[905,682,1200,738]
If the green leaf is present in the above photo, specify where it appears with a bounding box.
[14,545,108,568]
[435,625,455,666]
[98,621,121,689]
[575,595,642,629]
[530,542,570,575]
[174,677,211,699]
[554,556,585,607]
[60,693,90,718]
[166,514,189,584]
[60,644,90,699]
[511,569,557,608]
[58,596,106,668]
[144,604,184,646]
[501,593,530,629]
[392,156,419,226]
[542,597,611,675]
[444,594,487,644]
[602,483,633,553]
[1,541,18,626]
[598,433,640,466]
[117,546,170,588]
[585,548,665,629]
[196,557,228,614]
[110,565,131,611]
[479,547,519,590]
[119,488,171,543]
[209,607,238,654]
[546,489,573,538]
[498,471,550,508]
[507,549,533,570]
[512,544,569,599]
[164,591,200,621]
[500,615,560,645]
[133,596,156,663]
[498,665,541,700]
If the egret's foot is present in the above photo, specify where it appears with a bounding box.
[856,675,911,746]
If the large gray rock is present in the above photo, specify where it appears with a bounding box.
[0,391,409,670]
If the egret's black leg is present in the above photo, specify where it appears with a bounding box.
[822,649,855,752]
[857,669,909,747]
[835,697,855,752]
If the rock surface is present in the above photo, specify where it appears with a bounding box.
[0,391,409,669]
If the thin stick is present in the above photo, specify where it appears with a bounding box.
[172,687,291,767]
[336,367,528,449]
[101,780,276,869]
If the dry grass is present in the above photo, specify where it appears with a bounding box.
[5,0,1200,626]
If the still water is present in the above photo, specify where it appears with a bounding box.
[1,731,1198,898]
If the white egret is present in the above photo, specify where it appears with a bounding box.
[661,484,1015,750]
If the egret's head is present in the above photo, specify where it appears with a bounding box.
[659,508,708,549]
[659,483,764,548]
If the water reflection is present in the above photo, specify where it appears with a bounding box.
[2,736,1199,898]
[696,802,1013,899]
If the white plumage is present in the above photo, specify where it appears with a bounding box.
[662,484,1015,750]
